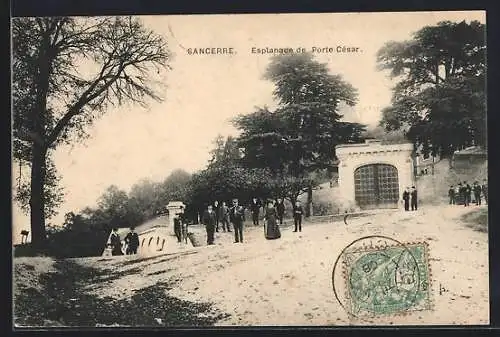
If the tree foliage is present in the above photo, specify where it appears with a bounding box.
[233,53,365,208]
[12,16,170,246]
[377,20,486,157]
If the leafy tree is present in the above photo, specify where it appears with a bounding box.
[234,53,365,215]
[97,185,131,227]
[159,169,192,205]
[377,20,486,157]
[128,178,162,219]
[12,16,170,247]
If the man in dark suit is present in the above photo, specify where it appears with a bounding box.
[202,205,217,245]
[250,197,261,226]
[410,186,418,211]
[464,181,471,207]
[402,187,410,211]
[457,182,464,205]
[448,185,456,205]
[473,181,482,205]
[124,226,140,255]
[276,198,285,225]
[230,198,246,243]
[173,213,183,243]
[293,201,304,232]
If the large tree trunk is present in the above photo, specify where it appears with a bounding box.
[305,184,313,217]
[29,144,47,249]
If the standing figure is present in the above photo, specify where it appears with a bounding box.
[124,227,140,255]
[250,197,261,226]
[410,186,418,211]
[109,228,123,256]
[202,205,217,245]
[293,201,304,232]
[455,184,461,205]
[276,198,285,225]
[448,185,456,205]
[219,201,230,232]
[402,187,410,211]
[173,212,183,243]
[264,199,281,240]
[457,183,464,205]
[230,198,246,243]
[464,181,472,207]
[482,179,488,205]
[473,181,482,205]
[213,201,220,232]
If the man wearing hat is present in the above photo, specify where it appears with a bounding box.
[230,198,246,243]
[473,181,482,205]
[410,186,418,211]
[402,187,410,211]
[482,179,488,205]
[173,208,184,243]
[202,204,217,245]
[250,197,261,226]
[124,226,140,255]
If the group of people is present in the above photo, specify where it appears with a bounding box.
[108,227,140,256]
[448,179,488,206]
[200,197,305,245]
[402,186,418,211]
[107,196,308,254]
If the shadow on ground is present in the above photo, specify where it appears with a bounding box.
[460,207,488,233]
[14,259,230,327]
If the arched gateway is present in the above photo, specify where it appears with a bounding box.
[335,140,415,211]
[354,163,399,209]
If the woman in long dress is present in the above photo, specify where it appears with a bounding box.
[264,199,281,240]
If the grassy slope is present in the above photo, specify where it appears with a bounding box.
[13,257,230,327]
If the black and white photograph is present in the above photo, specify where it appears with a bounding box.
[11,11,488,327]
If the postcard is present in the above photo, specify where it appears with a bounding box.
[12,11,488,327]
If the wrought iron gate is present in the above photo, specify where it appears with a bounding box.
[354,164,399,209]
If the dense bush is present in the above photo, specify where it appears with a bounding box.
[44,226,110,258]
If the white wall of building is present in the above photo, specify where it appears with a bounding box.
[336,140,415,208]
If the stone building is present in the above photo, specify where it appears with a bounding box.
[335,139,415,210]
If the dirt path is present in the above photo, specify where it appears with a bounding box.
[14,204,489,326]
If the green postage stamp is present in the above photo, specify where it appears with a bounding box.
[342,242,432,317]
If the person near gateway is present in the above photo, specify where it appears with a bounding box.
[124,226,140,255]
[410,186,418,211]
[482,179,488,205]
[402,187,410,211]
[464,181,472,207]
[448,185,456,205]
[473,181,482,206]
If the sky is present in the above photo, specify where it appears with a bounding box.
[11,11,485,244]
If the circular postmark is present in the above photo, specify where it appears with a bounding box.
[332,235,431,320]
